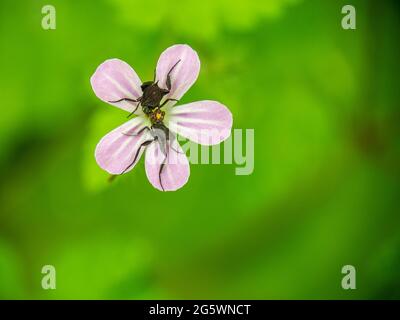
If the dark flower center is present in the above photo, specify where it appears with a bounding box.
[149,108,165,125]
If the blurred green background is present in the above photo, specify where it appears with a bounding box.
[0,0,399,299]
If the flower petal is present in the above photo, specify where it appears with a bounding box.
[145,138,190,191]
[156,44,200,106]
[95,116,151,175]
[90,59,142,113]
[168,100,233,145]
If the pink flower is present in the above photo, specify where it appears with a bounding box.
[90,44,232,191]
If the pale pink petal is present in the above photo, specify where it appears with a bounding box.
[168,100,233,145]
[90,59,142,113]
[145,138,190,191]
[156,44,200,107]
[95,117,151,175]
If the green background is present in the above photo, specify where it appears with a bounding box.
[0,0,399,299]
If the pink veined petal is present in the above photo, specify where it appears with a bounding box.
[168,100,233,145]
[145,138,190,192]
[95,116,151,175]
[156,44,200,107]
[90,59,142,113]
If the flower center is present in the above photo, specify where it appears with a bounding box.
[149,108,165,124]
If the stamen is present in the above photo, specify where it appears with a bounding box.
[150,108,165,124]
